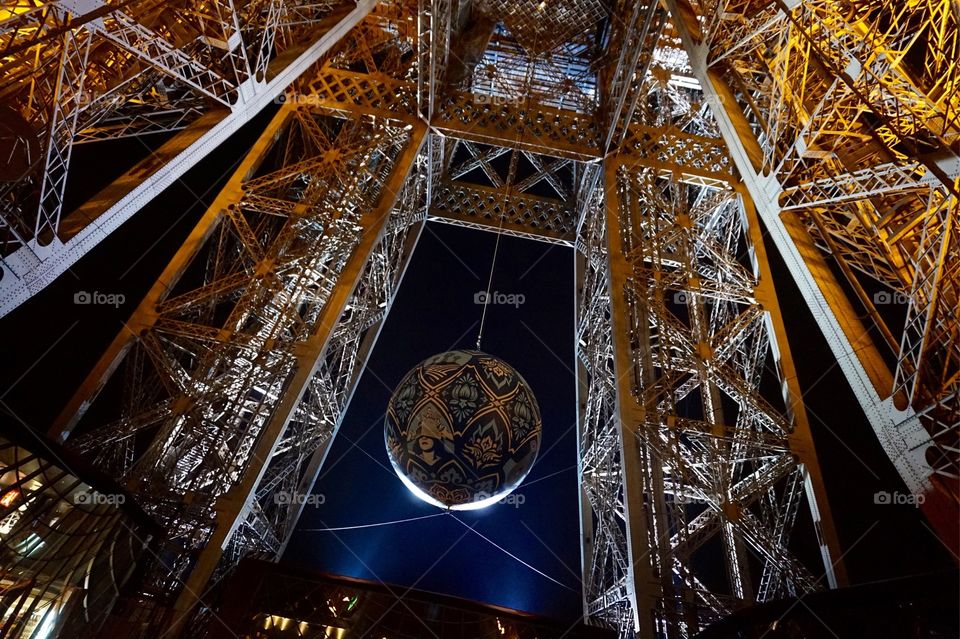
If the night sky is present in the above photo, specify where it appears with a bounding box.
[0,108,952,625]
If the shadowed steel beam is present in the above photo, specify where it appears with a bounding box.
[604,159,661,639]
[737,184,846,589]
[48,105,295,443]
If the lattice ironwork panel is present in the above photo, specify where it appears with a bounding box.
[668,0,960,531]
[431,180,575,242]
[620,124,735,186]
[434,91,602,160]
[476,0,608,55]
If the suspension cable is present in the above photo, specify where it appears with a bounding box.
[475,171,511,351]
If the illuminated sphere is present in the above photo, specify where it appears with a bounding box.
[385,350,542,510]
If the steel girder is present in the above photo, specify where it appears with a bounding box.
[48,4,438,633]
[664,0,959,550]
[0,0,377,317]
[50,100,429,634]
[577,158,843,637]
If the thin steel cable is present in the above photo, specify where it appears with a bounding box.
[475,184,510,351]
[450,514,580,592]
[300,512,447,532]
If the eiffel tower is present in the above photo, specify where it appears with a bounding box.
[0,0,956,637]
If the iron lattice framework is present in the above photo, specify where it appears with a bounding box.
[2,0,948,636]
[663,0,959,545]
[587,166,842,636]
[51,96,429,634]
[0,0,376,315]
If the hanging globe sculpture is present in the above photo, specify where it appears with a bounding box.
[385,350,542,510]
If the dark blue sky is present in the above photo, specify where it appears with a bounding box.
[282,222,583,621]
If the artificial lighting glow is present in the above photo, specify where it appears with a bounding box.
[0,510,21,535]
[393,470,518,511]
[20,532,44,555]
[0,488,19,508]
[33,606,59,639]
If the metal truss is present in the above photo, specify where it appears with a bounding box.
[0,0,376,317]
[427,139,580,244]
[664,0,959,547]
[576,181,637,632]
[49,75,429,633]
[573,17,846,626]
[592,162,843,637]
[33,0,884,637]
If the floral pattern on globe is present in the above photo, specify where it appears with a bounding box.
[384,350,542,509]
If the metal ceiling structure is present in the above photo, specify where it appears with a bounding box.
[1,0,955,637]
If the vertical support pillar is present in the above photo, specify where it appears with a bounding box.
[738,185,847,587]
[603,159,662,639]
[573,246,595,616]
[168,120,427,633]
[662,0,933,508]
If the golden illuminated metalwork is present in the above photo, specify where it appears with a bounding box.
[665,0,958,552]
[3,0,951,636]
[0,0,374,315]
